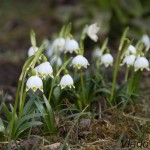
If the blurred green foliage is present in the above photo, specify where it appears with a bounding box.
[0,0,150,47]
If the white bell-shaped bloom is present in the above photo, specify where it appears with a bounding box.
[36,62,53,78]
[101,53,113,67]
[50,55,62,67]
[121,55,136,67]
[46,45,55,57]
[53,37,65,52]
[64,37,79,54]
[71,55,90,69]
[28,46,38,57]
[134,56,149,71]
[92,47,102,59]
[26,76,43,92]
[59,74,75,89]
[87,23,100,42]
[141,34,150,48]
[125,45,136,56]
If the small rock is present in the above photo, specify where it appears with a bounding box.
[80,119,91,127]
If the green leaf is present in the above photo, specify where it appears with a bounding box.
[95,88,111,95]
[0,118,5,133]
[22,55,34,74]
[119,27,129,51]
[2,103,11,121]
[13,113,44,138]
[59,25,66,37]
[34,98,55,133]
[43,95,55,132]
[64,22,72,37]
[14,121,42,139]
[30,30,36,47]
[23,99,35,115]
[101,37,108,53]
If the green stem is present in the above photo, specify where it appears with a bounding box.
[124,68,129,82]
[80,69,86,107]
[128,67,134,96]
[19,91,26,119]
[110,50,121,103]
[48,79,55,103]
[19,72,27,109]
[63,53,66,63]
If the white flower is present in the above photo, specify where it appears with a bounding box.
[134,57,149,71]
[71,55,90,69]
[26,76,43,92]
[121,55,136,67]
[101,53,113,67]
[125,45,136,56]
[53,37,65,52]
[36,62,53,78]
[87,23,100,42]
[59,74,75,89]
[46,46,54,57]
[141,34,150,48]
[92,47,102,58]
[28,46,38,57]
[50,55,62,67]
[64,37,79,54]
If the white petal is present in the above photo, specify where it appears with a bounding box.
[101,53,113,67]
[64,37,79,53]
[134,57,149,71]
[71,55,90,69]
[28,46,38,57]
[59,74,74,89]
[26,76,43,92]
[87,23,100,42]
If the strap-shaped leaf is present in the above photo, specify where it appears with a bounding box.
[13,113,44,138]
[34,99,52,132]
[0,118,5,133]
[43,95,55,132]
[14,121,42,139]
[1,103,11,121]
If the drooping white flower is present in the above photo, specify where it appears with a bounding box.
[87,23,100,42]
[53,37,65,52]
[50,55,62,67]
[101,53,113,67]
[121,55,136,67]
[125,45,136,56]
[134,56,149,71]
[71,55,90,69]
[36,62,53,78]
[64,37,79,54]
[92,47,102,59]
[26,76,43,92]
[28,46,38,57]
[46,45,55,57]
[141,34,150,48]
[59,74,75,89]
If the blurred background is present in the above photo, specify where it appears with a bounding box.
[0,0,150,97]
